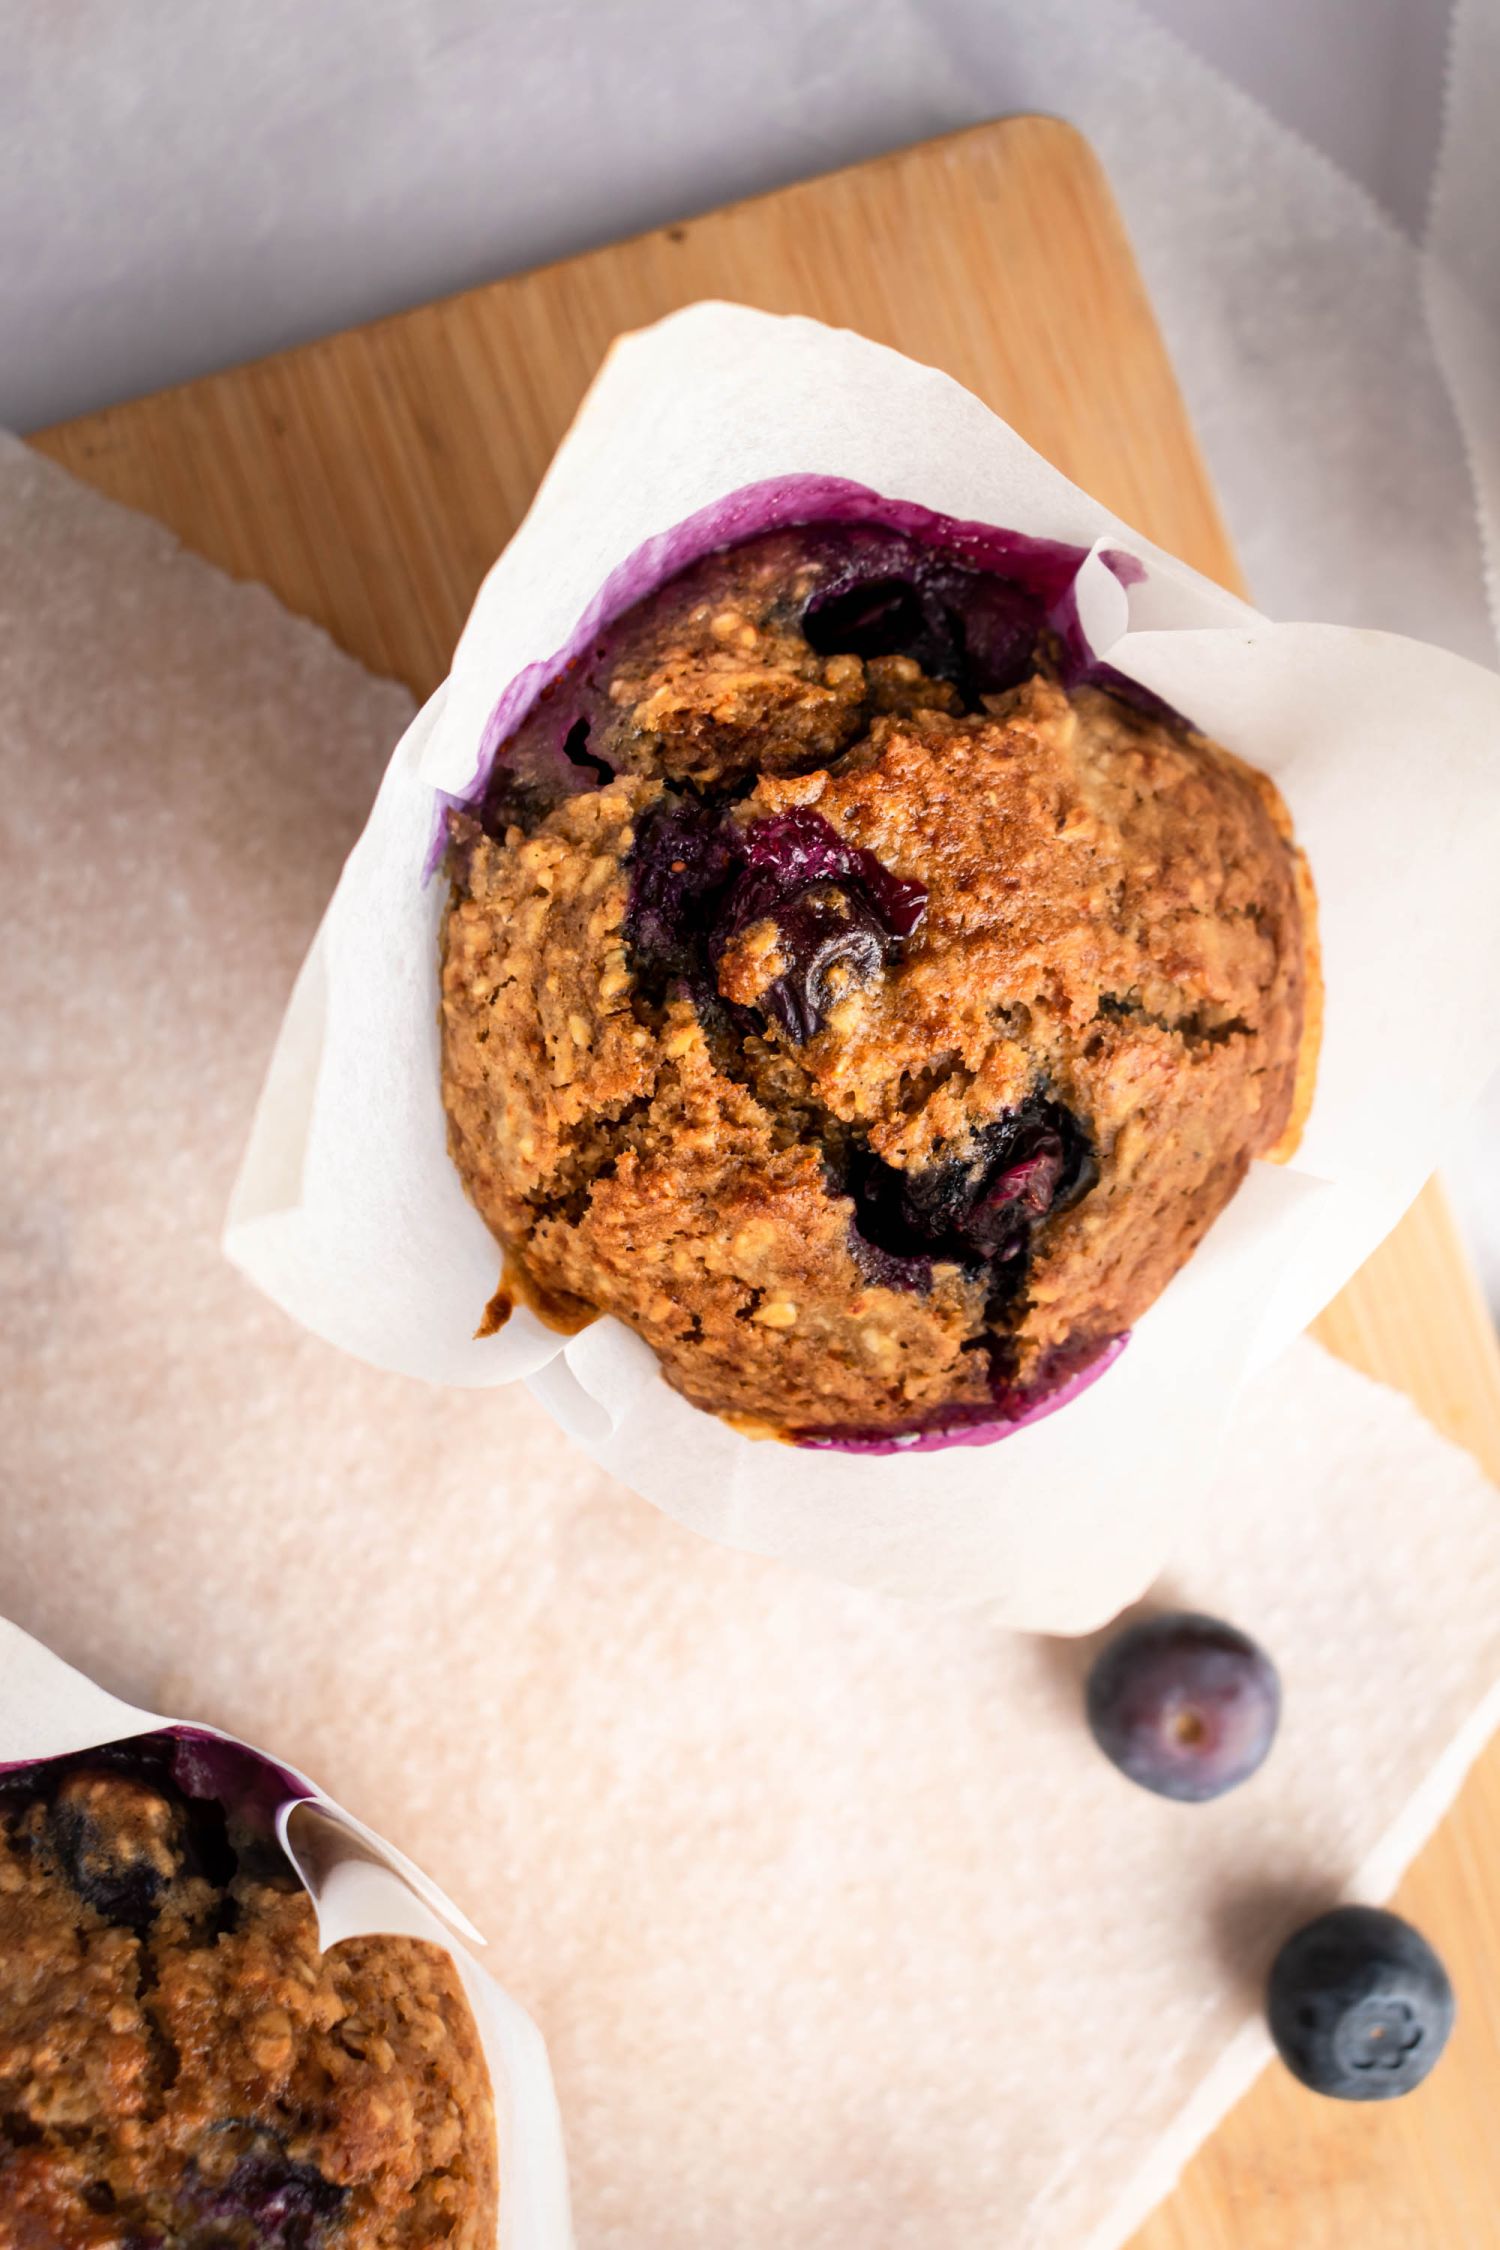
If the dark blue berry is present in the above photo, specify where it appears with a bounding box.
[718,808,925,1039]
[799,546,1042,704]
[635,803,928,1043]
[624,798,742,986]
[849,1097,1093,1270]
[801,574,936,663]
[722,804,927,942]
[175,2139,347,2250]
[1267,1907,1454,2101]
[947,571,1045,699]
[751,884,889,1042]
[44,1775,180,1931]
[1085,1612,1280,1801]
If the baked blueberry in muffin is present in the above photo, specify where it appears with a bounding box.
[440,519,1316,1445]
[0,1738,496,2247]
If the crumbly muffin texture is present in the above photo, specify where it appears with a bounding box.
[441,524,1310,1442]
[0,1747,496,2249]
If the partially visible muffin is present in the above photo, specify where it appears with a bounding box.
[441,522,1314,1444]
[0,1741,496,2249]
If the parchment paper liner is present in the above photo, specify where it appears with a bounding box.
[227,303,1500,1630]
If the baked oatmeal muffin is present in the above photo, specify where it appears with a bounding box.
[441,520,1315,1445]
[0,1738,496,2248]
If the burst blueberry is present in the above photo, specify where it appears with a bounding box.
[724,804,927,940]
[750,884,889,1041]
[1085,1611,1280,1801]
[799,543,1045,704]
[174,2141,348,2250]
[850,1097,1093,1269]
[624,798,743,986]
[706,805,927,1041]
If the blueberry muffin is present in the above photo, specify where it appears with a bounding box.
[441,521,1316,1445]
[0,1739,496,2248]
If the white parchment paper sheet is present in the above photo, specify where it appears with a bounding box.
[226,303,1500,1629]
[0,1620,572,2250]
[6,427,1500,2247]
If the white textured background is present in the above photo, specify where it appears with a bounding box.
[3,0,1498,1290]
[5,431,1500,2250]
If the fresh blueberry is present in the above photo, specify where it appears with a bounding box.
[1267,1906,1455,2101]
[1085,1611,1280,1801]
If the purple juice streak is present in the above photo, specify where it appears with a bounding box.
[792,1332,1128,1454]
[1100,547,1148,589]
[0,1727,313,1828]
[427,474,1125,874]
[729,805,927,942]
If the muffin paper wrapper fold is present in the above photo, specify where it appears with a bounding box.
[0,1616,574,2250]
[226,302,1500,1630]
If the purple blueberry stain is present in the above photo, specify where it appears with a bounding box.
[441,482,1132,870]
[791,1330,1126,1451]
[477,699,615,837]
[1085,1611,1281,1802]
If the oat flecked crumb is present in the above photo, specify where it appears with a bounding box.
[440,524,1313,1440]
[0,1759,497,2247]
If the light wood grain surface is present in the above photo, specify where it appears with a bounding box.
[32,116,1500,2250]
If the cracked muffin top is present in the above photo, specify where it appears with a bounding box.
[440,521,1316,1446]
[0,1743,496,2249]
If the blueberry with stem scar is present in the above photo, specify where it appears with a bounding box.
[1267,1906,1454,2101]
[1085,1611,1280,1801]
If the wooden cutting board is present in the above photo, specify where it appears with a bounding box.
[32,116,1500,2249]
